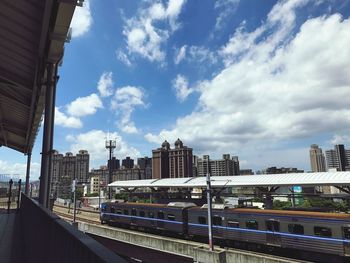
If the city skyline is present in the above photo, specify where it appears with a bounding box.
[1,0,350,180]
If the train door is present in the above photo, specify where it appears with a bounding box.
[131,208,137,225]
[157,211,165,229]
[343,226,350,256]
[266,219,281,246]
[213,215,224,238]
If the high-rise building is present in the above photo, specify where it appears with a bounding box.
[122,157,134,169]
[76,150,90,183]
[152,139,193,179]
[108,157,120,171]
[309,144,326,172]
[196,154,240,177]
[152,140,170,179]
[169,139,193,178]
[326,144,349,171]
[50,150,63,197]
[137,157,152,179]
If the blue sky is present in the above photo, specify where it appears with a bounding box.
[1,0,350,179]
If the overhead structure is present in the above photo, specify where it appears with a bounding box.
[0,0,79,154]
[0,0,81,204]
[109,172,350,189]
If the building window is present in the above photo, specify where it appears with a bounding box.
[288,224,304,235]
[314,226,332,237]
[213,216,222,226]
[246,220,258,230]
[198,216,206,224]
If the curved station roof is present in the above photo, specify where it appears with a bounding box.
[109,172,350,189]
[0,0,78,154]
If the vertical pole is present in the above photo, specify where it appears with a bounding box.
[7,179,13,213]
[72,179,76,222]
[206,173,214,251]
[108,141,112,199]
[17,179,22,211]
[39,63,55,208]
[98,178,101,211]
[30,183,33,198]
[25,153,31,195]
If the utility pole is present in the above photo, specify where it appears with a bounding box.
[206,173,214,251]
[105,139,116,200]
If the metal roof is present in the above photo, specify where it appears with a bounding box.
[108,172,350,189]
[0,0,78,154]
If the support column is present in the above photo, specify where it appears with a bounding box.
[39,63,56,208]
[25,152,32,195]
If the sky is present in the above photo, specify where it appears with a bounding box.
[1,0,350,180]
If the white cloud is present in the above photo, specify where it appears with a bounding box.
[67,93,103,117]
[330,135,350,145]
[0,160,41,180]
[55,107,83,128]
[67,130,140,165]
[70,0,93,38]
[111,86,146,134]
[214,0,240,31]
[97,72,114,97]
[172,74,193,102]
[145,2,350,169]
[116,50,133,67]
[122,0,186,63]
[174,45,187,64]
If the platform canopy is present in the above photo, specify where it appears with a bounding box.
[109,172,350,189]
[0,0,79,154]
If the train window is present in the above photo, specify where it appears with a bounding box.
[343,227,350,239]
[116,209,122,215]
[131,208,137,216]
[246,220,258,230]
[266,220,280,232]
[227,220,239,228]
[139,211,145,217]
[110,207,115,213]
[314,226,332,237]
[168,214,175,221]
[123,209,129,215]
[288,224,304,235]
[198,216,206,225]
[148,212,154,218]
[158,212,164,219]
[213,216,222,226]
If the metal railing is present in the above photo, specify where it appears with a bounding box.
[19,193,127,263]
[0,179,22,212]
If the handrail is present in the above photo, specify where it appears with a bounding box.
[19,193,127,263]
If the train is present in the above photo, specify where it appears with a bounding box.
[100,201,350,258]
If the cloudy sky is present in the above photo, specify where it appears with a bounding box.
[1,0,350,180]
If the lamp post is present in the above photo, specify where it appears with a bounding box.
[105,139,116,200]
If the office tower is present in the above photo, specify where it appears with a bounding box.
[169,139,193,178]
[76,150,90,183]
[108,157,120,171]
[309,144,326,172]
[152,140,170,179]
[122,157,134,169]
[232,156,240,175]
[192,155,198,177]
